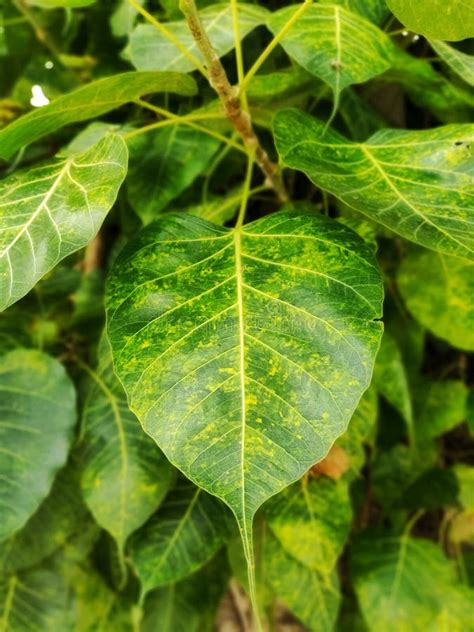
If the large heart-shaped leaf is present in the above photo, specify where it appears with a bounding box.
[0,350,76,541]
[0,72,196,161]
[274,109,474,260]
[386,0,474,41]
[106,210,383,578]
[130,479,232,595]
[267,5,394,106]
[129,3,268,73]
[80,337,175,553]
[0,134,127,311]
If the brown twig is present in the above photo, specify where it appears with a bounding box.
[179,0,288,203]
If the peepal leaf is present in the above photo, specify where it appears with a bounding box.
[0,71,196,161]
[0,134,127,311]
[387,0,474,41]
[129,3,268,73]
[398,249,474,351]
[267,5,393,106]
[127,125,220,223]
[130,480,232,594]
[430,41,474,87]
[274,109,474,260]
[81,338,175,551]
[264,476,352,573]
[321,0,390,24]
[0,350,76,542]
[352,532,474,631]
[0,566,72,632]
[106,211,383,574]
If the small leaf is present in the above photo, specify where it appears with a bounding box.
[321,0,390,24]
[0,72,196,161]
[0,566,73,631]
[386,0,474,41]
[274,109,474,260]
[0,350,76,541]
[373,332,413,437]
[430,41,474,87]
[106,210,383,580]
[141,555,229,632]
[352,531,474,631]
[127,126,221,224]
[267,5,394,106]
[397,249,474,350]
[414,379,468,441]
[129,3,268,73]
[0,461,94,574]
[264,530,341,632]
[130,479,232,595]
[28,0,95,7]
[0,134,128,311]
[265,476,352,573]
[80,337,175,551]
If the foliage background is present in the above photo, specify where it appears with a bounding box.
[0,0,473,630]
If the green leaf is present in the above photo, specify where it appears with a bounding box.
[337,386,378,475]
[0,349,76,542]
[373,332,413,437]
[274,109,474,260]
[430,41,474,87]
[385,48,474,124]
[414,379,468,442]
[130,479,232,595]
[453,464,474,511]
[386,0,474,41]
[397,249,474,350]
[141,555,229,632]
[0,71,196,161]
[28,0,95,7]
[0,566,73,631]
[264,476,352,573]
[0,134,128,311]
[106,210,383,583]
[320,0,390,24]
[80,337,175,552]
[129,3,268,73]
[267,5,394,109]
[0,462,94,574]
[264,530,341,632]
[352,532,474,631]
[127,126,221,224]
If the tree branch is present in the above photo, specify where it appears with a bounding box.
[179,0,288,203]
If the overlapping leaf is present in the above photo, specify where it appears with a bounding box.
[0,134,127,311]
[127,126,220,223]
[274,109,474,260]
[430,41,474,87]
[352,532,474,631]
[398,249,474,350]
[0,72,196,160]
[0,462,94,574]
[106,210,383,574]
[130,480,232,595]
[387,0,474,40]
[267,5,394,105]
[0,350,76,541]
[80,337,175,552]
[129,3,268,73]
